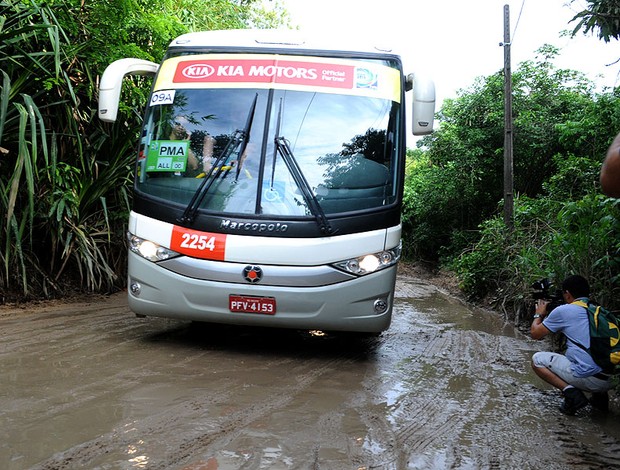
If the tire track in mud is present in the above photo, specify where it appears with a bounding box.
[165,361,343,469]
[358,277,620,469]
[354,326,501,468]
[30,341,365,469]
[1,302,129,354]
[5,278,620,469]
[33,359,349,470]
[550,418,620,469]
[2,293,373,469]
[2,303,212,426]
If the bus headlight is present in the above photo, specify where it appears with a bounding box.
[127,233,180,262]
[332,243,401,276]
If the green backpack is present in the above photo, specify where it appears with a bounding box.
[573,300,620,375]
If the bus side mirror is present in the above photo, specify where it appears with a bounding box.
[408,73,435,136]
[98,58,159,122]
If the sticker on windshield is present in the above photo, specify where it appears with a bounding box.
[262,181,286,204]
[149,89,176,106]
[355,67,378,90]
[146,140,188,172]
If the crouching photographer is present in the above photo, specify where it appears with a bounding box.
[530,274,613,415]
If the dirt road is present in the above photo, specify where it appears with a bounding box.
[1,274,619,469]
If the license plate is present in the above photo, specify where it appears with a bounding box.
[229,295,276,315]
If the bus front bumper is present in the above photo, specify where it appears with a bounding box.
[126,252,395,333]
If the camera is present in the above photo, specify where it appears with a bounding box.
[531,278,564,312]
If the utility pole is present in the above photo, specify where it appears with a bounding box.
[502,4,514,229]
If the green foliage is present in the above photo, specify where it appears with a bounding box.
[546,195,620,307]
[570,0,620,42]
[0,1,60,295]
[448,217,509,301]
[402,148,483,260]
[0,0,277,299]
[403,47,619,262]
[248,0,293,29]
[450,191,620,314]
[403,44,620,315]
[450,152,620,306]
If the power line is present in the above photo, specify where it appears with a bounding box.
[511,0,526,44]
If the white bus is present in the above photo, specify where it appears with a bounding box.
[99,29,435,333]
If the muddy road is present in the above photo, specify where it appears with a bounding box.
[2,275,620,469]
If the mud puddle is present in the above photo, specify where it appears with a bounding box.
[1,276,619,469]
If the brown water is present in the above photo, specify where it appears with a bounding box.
[1,276,618,469]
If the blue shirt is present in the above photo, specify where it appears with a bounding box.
[542,299,602,378]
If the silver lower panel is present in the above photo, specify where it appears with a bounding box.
[127,252,395,333]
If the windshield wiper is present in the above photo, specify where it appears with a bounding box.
[272,99,335,235]
[178,94,258,225]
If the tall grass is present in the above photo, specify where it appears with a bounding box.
[450,193,620,320]
[0,1,135,298]
[0,0,284,301]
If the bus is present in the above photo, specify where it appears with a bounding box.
[98,29,435,333]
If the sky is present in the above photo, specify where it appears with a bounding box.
[277,0,619,113]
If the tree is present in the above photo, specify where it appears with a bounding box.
[402,46,613,261]
[570,0,620,42]
[0,0,285,299]
[401,2,620,312]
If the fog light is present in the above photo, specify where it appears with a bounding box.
[130,282,141,296]
[374,299,388,314]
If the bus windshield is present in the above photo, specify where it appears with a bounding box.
[136,54,402,220]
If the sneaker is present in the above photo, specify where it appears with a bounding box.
[590,392,609,411]
[559,387,589,415]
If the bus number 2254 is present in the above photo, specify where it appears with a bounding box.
[171,226,227,260]
[180,233,216,251]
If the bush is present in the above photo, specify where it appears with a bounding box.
[450,193,620,317]
[0,0,272,300]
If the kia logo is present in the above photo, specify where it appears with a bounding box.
[181,64,215,79]
[243,265,263,283]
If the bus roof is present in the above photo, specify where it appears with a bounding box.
[168,29,399,58]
